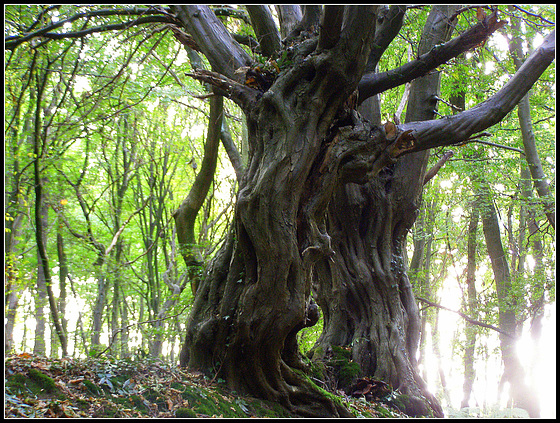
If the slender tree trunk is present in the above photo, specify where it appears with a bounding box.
[56,229,68,338]
[507,7,555,230]
[461,202,479,408]
[34,213,48,356]
[91,257,106,347]
[476,175,540,417]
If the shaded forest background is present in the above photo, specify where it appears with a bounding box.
[4,4,556,418]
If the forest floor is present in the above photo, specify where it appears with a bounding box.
[5,353,406,418]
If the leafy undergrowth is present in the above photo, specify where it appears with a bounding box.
[5,353,406,418]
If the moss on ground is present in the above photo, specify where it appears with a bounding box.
[5,355,406,418]
[7,369,60,398]
[27,368,57,393]
[83,379,102,395]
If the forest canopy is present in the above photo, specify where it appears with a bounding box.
[4,4,556,418]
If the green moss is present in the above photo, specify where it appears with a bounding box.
[83,379,102,396]
[293,368,347,412]
[308,359,326,380]
[28,368,57,393]
[6,373,28,394]
[331,345,352,360]
[175,407,198,417]
[144,387,168,411]
[387,393,434,418]
[374,402,400,417]
[327,345,361,388]
[338,361,360,387]
[244,398,293,418]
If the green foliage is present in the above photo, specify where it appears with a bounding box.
[4,4,239,360]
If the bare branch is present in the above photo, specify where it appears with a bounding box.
[246,5,282,58]
[358,9,508,103]
[185,69,260,112]
[5,7,174,50]
[457,139,525,155]
[104,196,151,257]
[423,150,454,185]
[400,30,555,153]
[512,5,555,26]
[417,297,514,338]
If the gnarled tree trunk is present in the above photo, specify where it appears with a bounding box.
[178,6,378,416]
[309,6,460,417]
[172,5,554,418]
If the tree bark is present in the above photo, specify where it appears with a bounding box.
[310,6,460,417]
[477,174,540,417]
[461,202,479,409]
[179,6,378,416]
[175,5,554,417]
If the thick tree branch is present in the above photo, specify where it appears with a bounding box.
[400,30,555,154]
[211,6,251,25]
[317,6,345,50]
[328,28,553,186]
[246,5,282,58]
[366,5,407,72]
[171,5,252,79]
[358,9,507,103]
